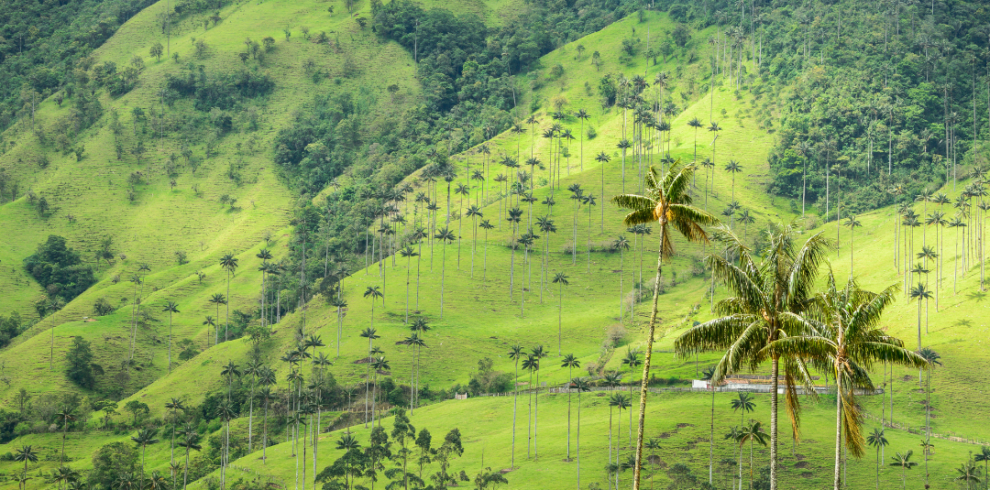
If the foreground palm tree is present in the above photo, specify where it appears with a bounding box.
[177,427,201,490]
[612,161,717,490]
[131,428,159,490]
[676,224,831,490]
[359,327,380,428]
[435,227,456,319]
[766,273,928,490]
[738,421,768,489]
[208,293,226,346]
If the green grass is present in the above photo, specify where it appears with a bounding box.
[0,5,988,490]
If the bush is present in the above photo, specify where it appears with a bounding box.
[93,297,115,316]
[23,236,96,302]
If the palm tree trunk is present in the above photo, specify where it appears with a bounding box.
[577,391,582,489]
[769,357,780,490]
[511,360,518,469]
[225,270,231,342]
[631,229,668,490]
[263,399,269,463]
[834,374,843,490]
[440,241,448,319]
[709,387,715,485]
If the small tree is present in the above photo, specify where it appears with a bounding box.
[66,337,95,388]
[262,37,275,52]
[150,42,164,61]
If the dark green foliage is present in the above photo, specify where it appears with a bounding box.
[88,441,138,489]
[66,337,96,389]
[0,0,155,130]
[166,65,274,112]
[652,0,990,214]
[0,312,23,348]
[23,236,96,302]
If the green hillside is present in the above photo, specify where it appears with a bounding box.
[0,1,989,490]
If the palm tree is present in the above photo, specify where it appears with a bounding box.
[572,377,590,489]
[205,294,225,345]
[844,217,862,274]
[176,427,201,490]
[202,316,216,349]
[359,327,380,428]
[613,235,631,323]
[620,349,641,443]
[55,407,75,465]
[364,285,383,330]
[561,354,581,461]
[910,283,933,350]
[889,450,918,490]
[219,253,238,342]
[522,354,539,460]
[216,400,235,488]
[609,393,631,489]
[400,246,418,323]
[165,398,186,476]
[956,458,983,490]
[866,429,888,490]
[613,161,718,489]
[918,346,942,484]
[508,345,525,469]
[731,393,756,426]
[618,139,632,192]
[552,273,570,355]
[766,274,928,490]
[480,219,495,280]
[330,298,348,357]
[162,301,179,373]
[508,207,523,298]
[595,152,610,231]
[689,118,703,175]
[974,447,990,490]
[675,224,831,490]
[434,227,456,319]
[466,205,483,277]
[258,370,275,463]
[738,421,769,490]
[576,109,590,171]
[708,122,722,196]
[724,160,742,201]
[131,427,159,490]
[257,248,273,328]
[371,356,391,427]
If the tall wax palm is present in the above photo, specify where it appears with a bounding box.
[243,359,265,452]
[572,377,590,489]
[700,366,718,485]
[165,398,186,475]
[400,246,418,323]
[202,316,216,349]
[364,286,383,329]
[370,356,391,427]
[480,220,495,280]
[730,393,756,426]
[909,283,933,350]
[359,328,380,428]
[258,368,276,462]
[568,184,583,265]
[955,459,983,490]
[738,421,769,490]
[595,152,610,231]
[522,354,539,460]
[131,427,159,490]
[162,301,179,372]
[330,298,347,358]
[618,139,633,193]
[844,217,862,274]
[724,160,742,201]
[552,273,570,355]
[974,447,990,490]
[584,195,597,272]
[889,450,917,490]
[506,207,524,299]
[576,109,590,171]
[54,407,75,466]
[675,224,831,490]
[866,429,888,490]
[561,354,581,461]
[508,345,525,469]
[257,248,273,329]
[613,161,718,490]
[434,227,456,319]
[766,274,928,490]
[177,428,201,490]
[613,235,631,323]
[219,253,238,342]
[689,118,703,180]
[609,393,631,490]
[410,318,430,411]
[620,349,641,443]
[466,205,483,277]
[707,122,722,198]
[14,446,37,484]
[918,346,942,484]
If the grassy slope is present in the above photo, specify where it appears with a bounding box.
[0,7,988,490]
